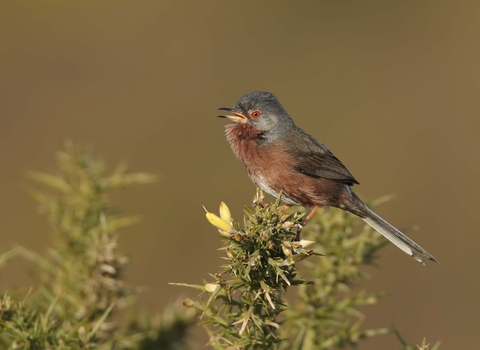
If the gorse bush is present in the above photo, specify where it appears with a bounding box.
[177,192,440,350]
[178,192,315,349]
[0,143,195,349]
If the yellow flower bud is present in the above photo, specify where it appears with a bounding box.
[234,233,244,242]
[282,246,292,257]
[218,229,233,238]
[299,239,315,248]
[260,232,269,241]
[206,212,232,232]
[282,221,294,229]
[204,283,219,293]
[219,202,231,223]
[182,299,193,307]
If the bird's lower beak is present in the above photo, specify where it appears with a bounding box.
[217,107,247,123]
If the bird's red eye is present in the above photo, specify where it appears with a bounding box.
[250,110,261,119]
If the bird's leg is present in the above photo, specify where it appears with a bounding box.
[296,205,319,240]
[304,205,319,223]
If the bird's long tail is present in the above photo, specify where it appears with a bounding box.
[361,206,437,265]
[345,191,438,265]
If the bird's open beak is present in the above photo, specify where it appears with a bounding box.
[217,107,247,123]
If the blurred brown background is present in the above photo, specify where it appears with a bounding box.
[1,1,479,348]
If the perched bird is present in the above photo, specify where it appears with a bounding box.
[218,91,437,265]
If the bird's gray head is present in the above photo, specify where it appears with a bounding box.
[218,91,295,136]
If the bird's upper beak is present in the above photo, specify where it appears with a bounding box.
[217,107,247,123]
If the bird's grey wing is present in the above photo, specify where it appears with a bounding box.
[285,129,359,186]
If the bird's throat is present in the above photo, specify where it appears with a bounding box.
[225,123,264,163]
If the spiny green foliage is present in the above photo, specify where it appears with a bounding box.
[180,191,440,349]
[22,144,155,325]
[282,199,390,349]
[176,190,315,349]
[0,143,195,349]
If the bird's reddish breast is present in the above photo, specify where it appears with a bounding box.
[224,123,345,207]
[225,123,298,201]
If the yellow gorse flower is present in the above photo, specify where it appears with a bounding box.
[219,201,231,223]
[204,202,233,236]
